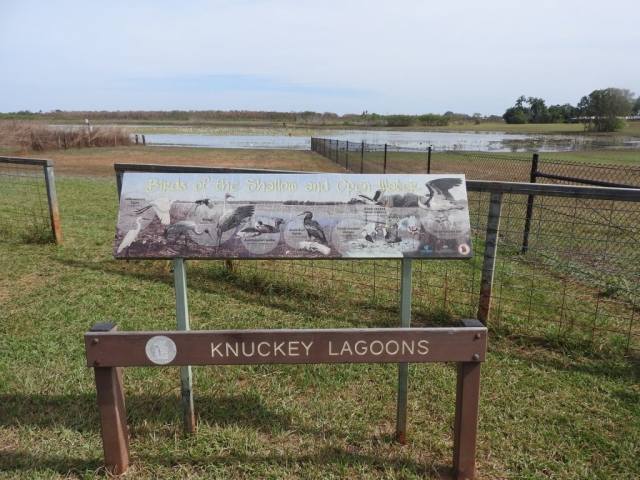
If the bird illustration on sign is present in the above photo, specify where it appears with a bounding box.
[214,193,255,252]
[418,178,465,223]
[164,220,210,245]
[114,173,472,259]
[298,211,328,245]
[135,198,177,225]
[117,216,151,255]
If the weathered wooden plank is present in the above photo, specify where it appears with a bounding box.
[86,327,487,367]
[90,323,130,475]
[453,361,482,480]
[44,163,63,245]
[477,193,502,323]
[0,156,52,167]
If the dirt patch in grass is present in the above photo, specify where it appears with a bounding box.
[7,146,346,178]
[0,272,49,305]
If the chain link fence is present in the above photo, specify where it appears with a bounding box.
[311,137,640,187]
[310,138,640,355]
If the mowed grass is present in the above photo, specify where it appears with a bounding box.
[0,149,639,479]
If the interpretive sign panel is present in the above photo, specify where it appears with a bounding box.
[113,172,472,259]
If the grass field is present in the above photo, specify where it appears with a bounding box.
[1,147,639,479]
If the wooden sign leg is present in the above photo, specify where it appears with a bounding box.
[174,258,196,434]
[396,258,412,444]
[94,366,130,474]
[453,360,482,480]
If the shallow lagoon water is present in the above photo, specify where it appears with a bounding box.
[137,128,639,153]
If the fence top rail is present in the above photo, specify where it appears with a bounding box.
[0,156,52,167]
[532,172,638,189]
[114,163,308,175]
[467,180,640,201]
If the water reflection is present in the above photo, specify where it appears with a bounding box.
[140,129,638,153]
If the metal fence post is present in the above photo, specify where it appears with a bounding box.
[521,153,539,254]
[345,140,349,171]
[360,141,364,174]
[43,161,63,245]
[477,192,503,323]
[427,146,432,174]
[174,258,196,434]
[383,144,388,174]
[396,258,412,444]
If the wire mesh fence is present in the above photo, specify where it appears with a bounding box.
[308,139,640,354]
[3,158,638,356]
[110,163,640,356]
[467,185,640,355]
[0,157,61,244]
[233,185,640,356]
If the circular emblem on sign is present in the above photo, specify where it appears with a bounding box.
[458,243,470,255]
[145,336,177,365]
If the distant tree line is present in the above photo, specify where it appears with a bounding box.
[503,88,639,132]
[0,109,499,127]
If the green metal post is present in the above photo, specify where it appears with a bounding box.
[173,258,196,434]
[345,140,349,171]
[396,258,412,443]
[383,144,388,174]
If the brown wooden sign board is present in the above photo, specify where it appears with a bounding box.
[85,327,487,367]
[85,322,485,479]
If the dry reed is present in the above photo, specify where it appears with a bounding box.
[0,120,133,152]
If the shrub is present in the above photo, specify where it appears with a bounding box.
[0,121,133,151]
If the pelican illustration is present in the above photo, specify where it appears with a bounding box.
[418,178,464,222]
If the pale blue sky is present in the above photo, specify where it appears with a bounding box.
[1,0,638,116]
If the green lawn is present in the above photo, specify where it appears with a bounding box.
[1,169,639,479]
